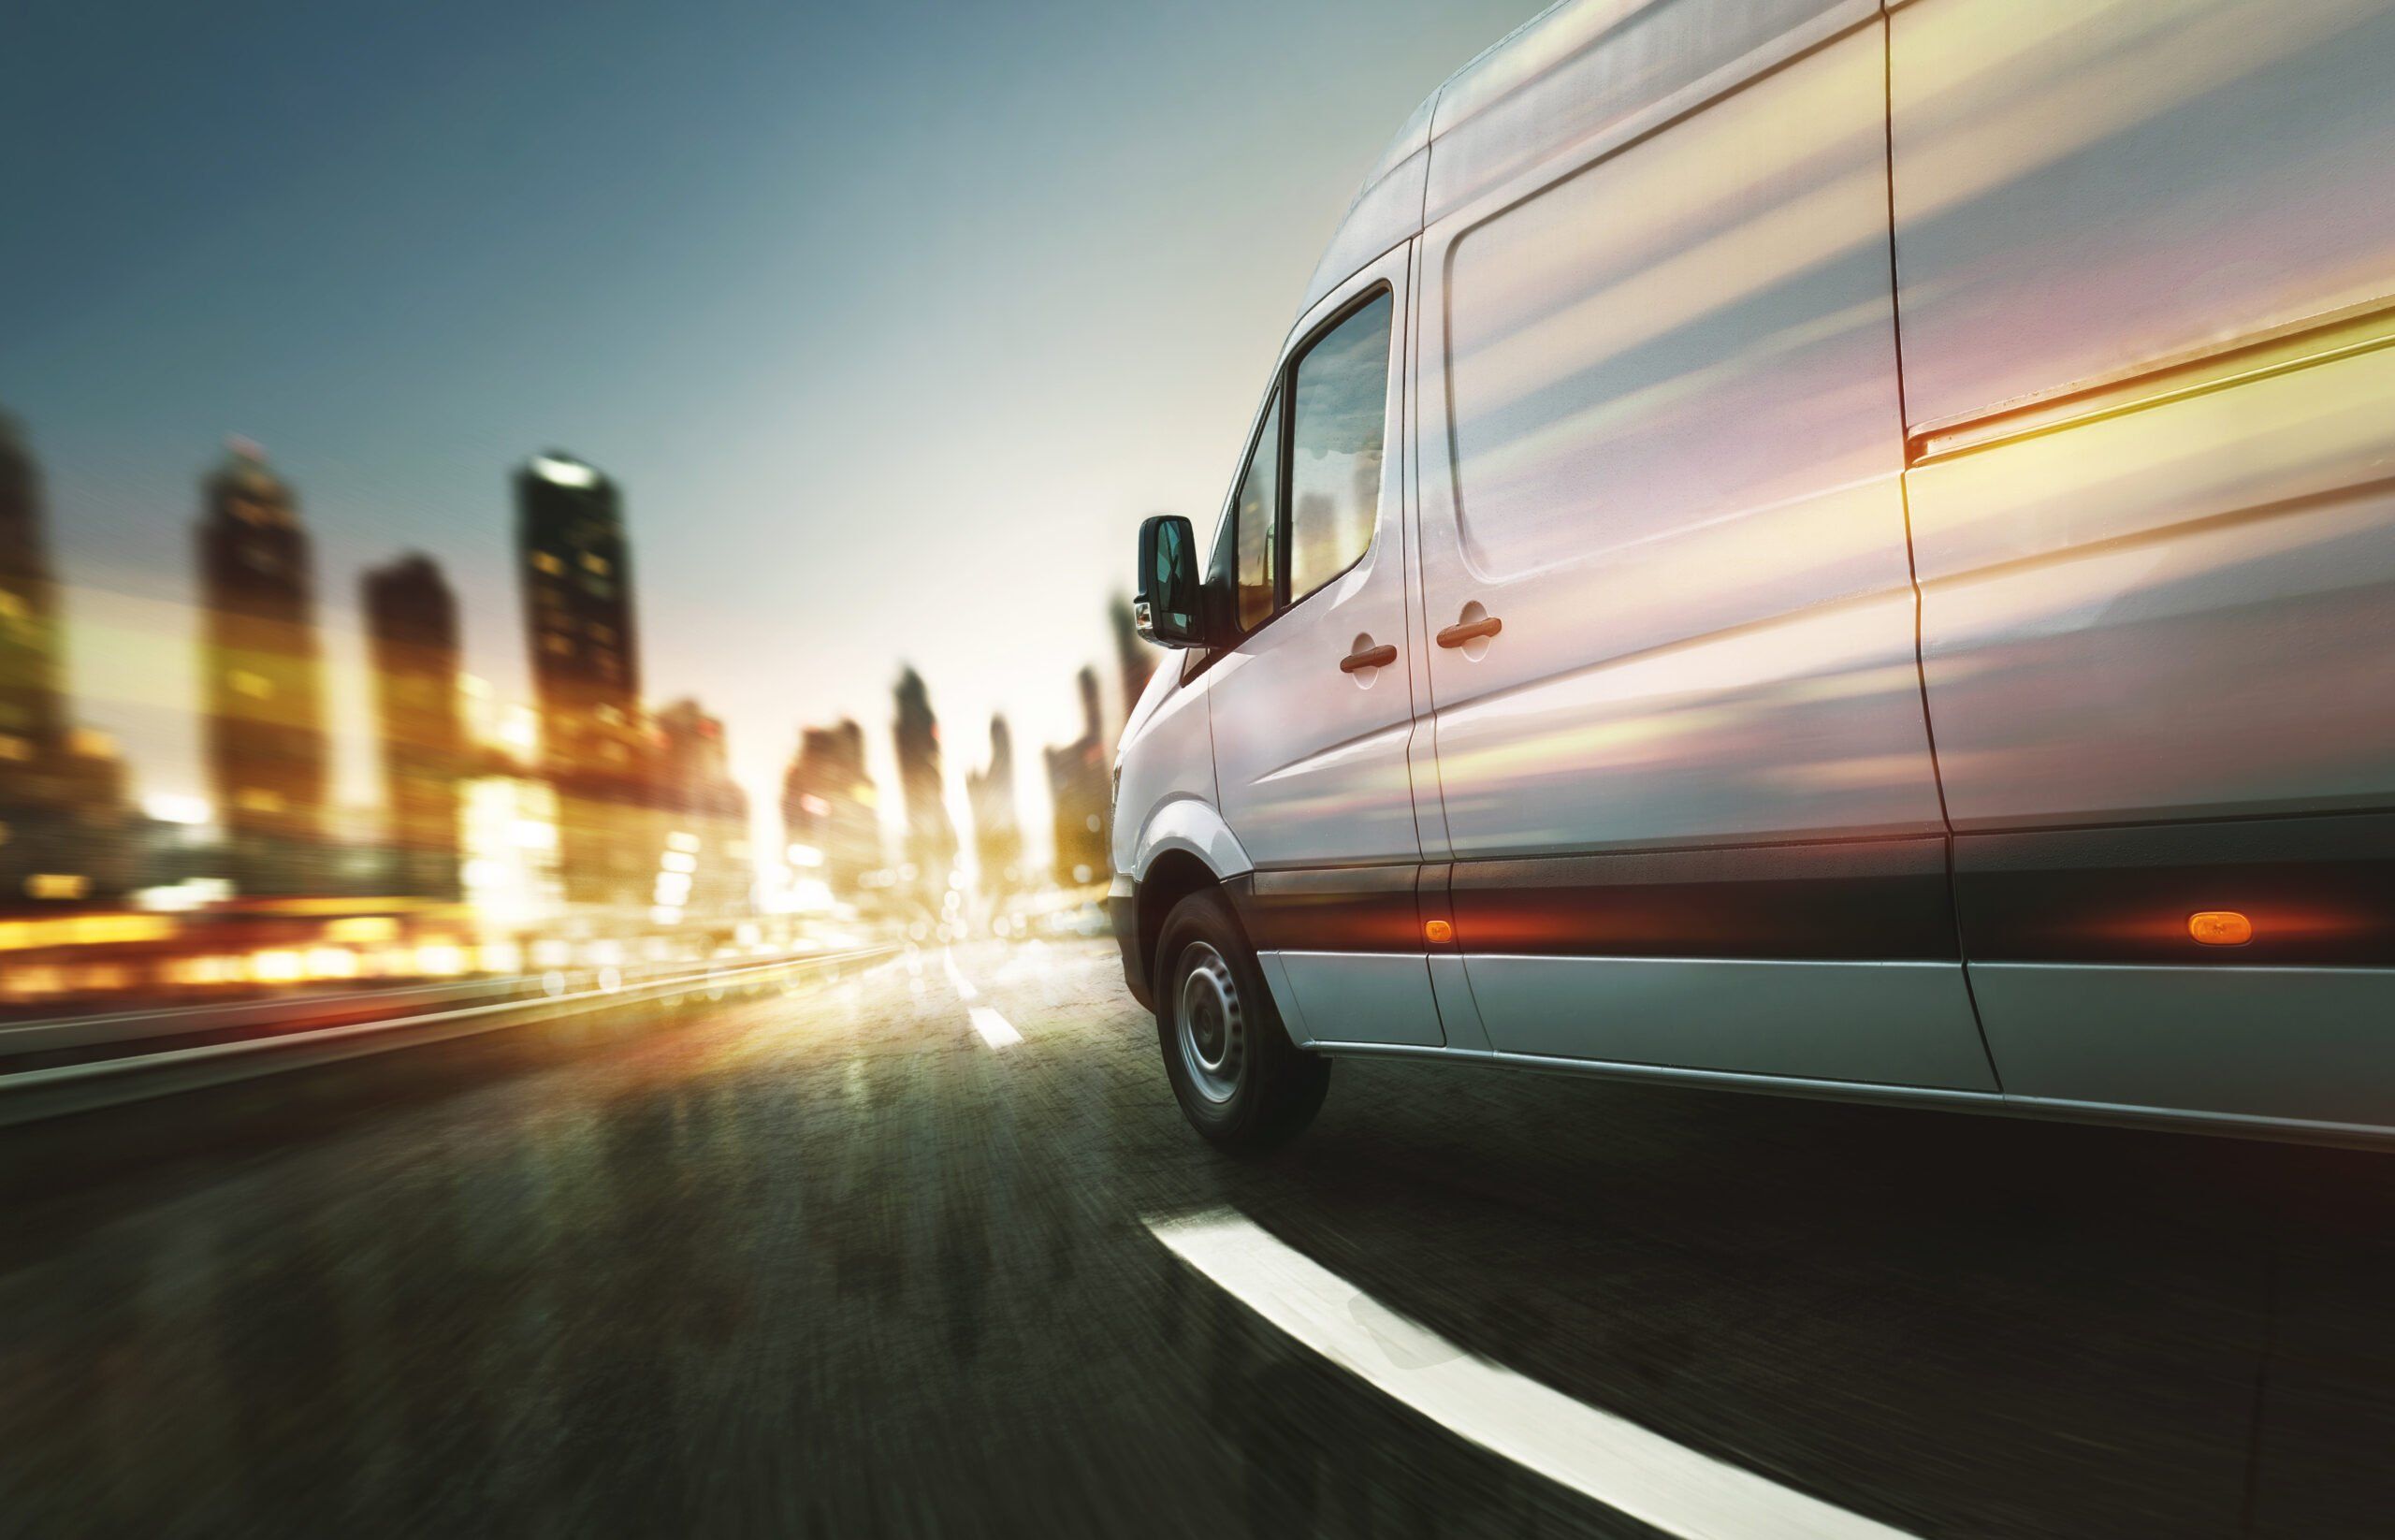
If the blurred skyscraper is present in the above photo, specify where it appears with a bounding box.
[653,699,751,920]
[362,554,464,901]
[780,719,878,901]
[1044,666,1109,888]
[0,414,133,907]
[515,452,653,909]
[198,439,329,897]
[965,714,1023,895]
[0,416,66,762]
[892,667,956,895]
[456,674,563,923]
[1110,592,1156,725]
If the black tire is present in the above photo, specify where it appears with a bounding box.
[1154,887,1330,1152]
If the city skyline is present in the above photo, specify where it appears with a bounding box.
[2,0,1542,881]
[7,416,1155,887]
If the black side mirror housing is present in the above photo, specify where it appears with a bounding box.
[1135,515,1207,648]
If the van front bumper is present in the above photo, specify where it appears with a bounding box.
[1107,875,1150,1010]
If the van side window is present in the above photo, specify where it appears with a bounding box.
[1288,291,1392,604]
[1232,389,1281,632]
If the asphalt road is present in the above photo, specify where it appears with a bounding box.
[5,937,2394,1538]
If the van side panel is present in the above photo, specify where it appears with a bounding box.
[1894,0,2395,833]
[1421,22,1940,860]
[1892,0,2395,1127]
[1908,339,2395,832]
[1425,0,1872,225]
[1889,0,2395,432]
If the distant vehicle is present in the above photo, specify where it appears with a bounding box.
[1110,0,2395,1151]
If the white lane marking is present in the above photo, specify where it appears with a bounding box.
[1145,1211,1919,1540]
[945,949,1015,1046]
[940,947,980,1000]
[966,1006,1022,1049]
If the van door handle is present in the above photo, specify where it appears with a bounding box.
[1436,616,1502,647]
[1340,643,1398,674]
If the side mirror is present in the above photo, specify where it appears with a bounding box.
[1135,515,1207,648]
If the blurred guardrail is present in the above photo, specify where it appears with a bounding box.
[0,944,895,1129]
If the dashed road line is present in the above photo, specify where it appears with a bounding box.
[966,1006,1023,1049]
[1145,1209,1920,1540]
[946,948,1020,1047]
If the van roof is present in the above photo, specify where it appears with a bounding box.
[1296,0,1853,320]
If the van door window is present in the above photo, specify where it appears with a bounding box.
[1231,389,1281,632]
[1287,291,1392,604]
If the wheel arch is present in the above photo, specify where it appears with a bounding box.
[1139,849,1227,1009]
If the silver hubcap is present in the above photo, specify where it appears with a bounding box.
[1175,942,1244,1104]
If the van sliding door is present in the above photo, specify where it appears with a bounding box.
[1412,9,1994,1090]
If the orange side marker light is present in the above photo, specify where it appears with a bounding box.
[1424,920,1454,944]
[2188,911,2252,947]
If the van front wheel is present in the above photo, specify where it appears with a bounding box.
[1154,889,1329,1152]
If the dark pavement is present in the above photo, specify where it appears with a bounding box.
[5,938,2394,1538]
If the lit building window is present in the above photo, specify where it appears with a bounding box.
[0,588,23,620]
[235,787,285,814]
[25,873,90,902]
[0,734,29,762]
[531,551,564,576]
[579,552,611,575]
[230,669,273,699]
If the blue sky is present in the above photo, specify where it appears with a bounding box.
[3,0,1543,853]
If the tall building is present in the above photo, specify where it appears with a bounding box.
[1045,666,1110,888]
[892,667,956,895]
[780,719,878,901]
[458,770,564,925]
[198,439,329,896]
[653,699,751,921]
[363,554,464,900]
[0,414,67,762]
[965,714,1023,895]
[515,451,652,908]
[1110,592,1156,725]
[0,415,134,908]
[457,674,562,924]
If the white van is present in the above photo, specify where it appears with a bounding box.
[1112,0,2395,1151]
